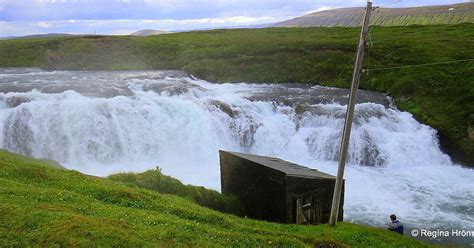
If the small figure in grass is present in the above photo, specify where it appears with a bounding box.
[387,214,404,235]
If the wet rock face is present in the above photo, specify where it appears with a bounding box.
[248,83,390,108]
[0,70,189,98]
[5,96,30,108]
[141,79,206,96]
[209,100,235,118]
[3,107,34,156]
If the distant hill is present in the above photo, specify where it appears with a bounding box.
[0,33,75,40]
[272,2,474,27]
[131,29,171,36]
[0,37,16,40]
[18,33,75,39]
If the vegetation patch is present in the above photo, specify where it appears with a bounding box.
[108,168,245,216]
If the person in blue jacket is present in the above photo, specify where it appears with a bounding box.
[388,214,404,235]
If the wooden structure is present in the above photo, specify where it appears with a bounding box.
[219,150,344,224]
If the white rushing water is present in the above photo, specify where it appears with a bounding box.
[0,69,472,243]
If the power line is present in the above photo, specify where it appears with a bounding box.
[275,129,297,157]
[363,58,474,72]
[377,0,402,8]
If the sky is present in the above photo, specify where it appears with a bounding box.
[0,0,469,37]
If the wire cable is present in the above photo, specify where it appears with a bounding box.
[363,58,474,72]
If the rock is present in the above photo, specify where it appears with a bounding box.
[5,96,30,108]
[210,100,235,118]
[294,104,309,114]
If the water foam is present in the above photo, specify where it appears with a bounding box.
[0,69,472,241]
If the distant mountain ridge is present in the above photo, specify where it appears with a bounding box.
[272,2,474,27]
[131,29,171,36]
[0,33,75,40]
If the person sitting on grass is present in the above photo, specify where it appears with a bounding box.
[388,214,404,235]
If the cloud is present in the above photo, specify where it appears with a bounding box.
[0,15,288,36]
[303,6,334,15]
[36,21,52,28]
[0,0,469,36]
[1,0,363,22]
[316,6,333,12]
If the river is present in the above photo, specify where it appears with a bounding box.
[0,68,472,244]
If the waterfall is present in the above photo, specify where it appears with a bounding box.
[0,68,472,242]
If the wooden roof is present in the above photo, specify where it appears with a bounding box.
[220,150,336,180]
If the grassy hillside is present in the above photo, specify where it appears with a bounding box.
[0,150,432,247]
[108,168,245,216]
[272,2,474,27]
[0,24,473,166]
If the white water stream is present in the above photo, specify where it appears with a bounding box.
[0,68,472,244]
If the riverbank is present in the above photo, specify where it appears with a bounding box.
[0,149,433,247]
[0,24,472,166]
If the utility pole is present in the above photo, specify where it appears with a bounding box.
[328,0,374,225]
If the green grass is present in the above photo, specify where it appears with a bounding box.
[0,149,432,247]
[0,24,473,166]
[108,168,245,216]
